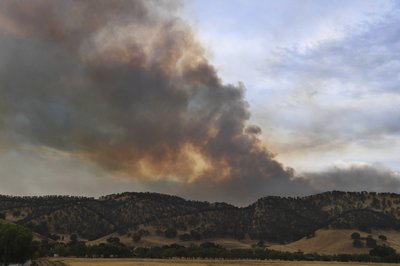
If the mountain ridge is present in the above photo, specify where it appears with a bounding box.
[1,191,400,246]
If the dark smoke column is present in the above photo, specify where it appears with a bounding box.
[0,0,312,204]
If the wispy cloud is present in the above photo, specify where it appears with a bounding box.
[254,3,400,173]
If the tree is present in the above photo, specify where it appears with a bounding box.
[164,228,177,238]
[351,232,360,240]
[352,239,363,248]
[370,245,396,257]
[70,242,87,257]
[366,236,377,248]
[0,221,35,265]
[190,230,201,240]
[256,240,265,247]
[379,235,387,241]
[200,242,220,249]
[69,233,78,244]
[371,197,381,208]
[132,234,141,242]
[106,237,120,245]
[178,233,191,241]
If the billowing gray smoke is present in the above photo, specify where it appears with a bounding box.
[306,163,400,193]
[0,0,312,204]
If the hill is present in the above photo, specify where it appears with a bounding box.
[269,228,400,254]
[1,191,400,253]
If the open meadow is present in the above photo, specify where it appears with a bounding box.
[48,258,400,266]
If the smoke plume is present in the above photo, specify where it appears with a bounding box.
[306,163,400,193]
[0,0,312,204]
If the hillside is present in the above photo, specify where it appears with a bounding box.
[1,191,400,252]
[269,228,399,254]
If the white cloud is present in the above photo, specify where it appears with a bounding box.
[253,4,400,172]
[184,0,393,86]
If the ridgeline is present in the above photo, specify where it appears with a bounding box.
[1,191,400,246]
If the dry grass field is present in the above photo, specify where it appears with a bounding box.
[269,229,400,255]
[50,258,399,266]
[86,229,400,254]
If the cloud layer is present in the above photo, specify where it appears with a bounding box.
[250,3,400,173]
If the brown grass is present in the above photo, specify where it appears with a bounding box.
[269,229,400,255]
[50,258,399,266]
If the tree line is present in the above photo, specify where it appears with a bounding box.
[2,221,400,265]
[34,239,400,263]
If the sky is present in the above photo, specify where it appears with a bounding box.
[0,0,399,205]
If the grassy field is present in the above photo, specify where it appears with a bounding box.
[49,258,400,266]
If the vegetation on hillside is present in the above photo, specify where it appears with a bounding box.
[32,237,400,263]
[3,191,400,263]
[1,191,400,245]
